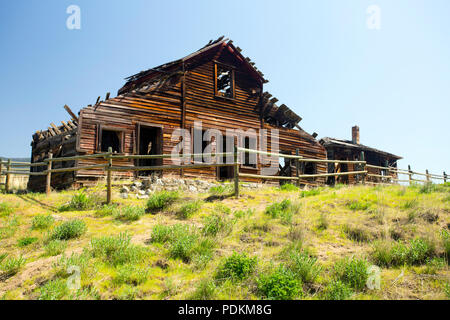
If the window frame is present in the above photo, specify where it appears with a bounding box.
[96,124,125,154]
[214,62,236,100]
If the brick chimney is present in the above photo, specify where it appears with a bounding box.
[352,126,360,144]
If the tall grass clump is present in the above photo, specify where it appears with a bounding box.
[316,213,329,230]
[333,257,369,291]
[146,191,180,213]
[95,204,119,217]
[58,192,102,211]
[209,184,233,196]
[177,200,203,219]
[257,265,302,300]
[279,183,299,192]
[287,250,322,284]
[264,199,299,224]
[17,236,38,247]
[371,238,436,267]
[113,206,145,222]
[201,214,233,237]
[215,252,257,281]
[300,189,320,198]
[90,232,146,266]
[347,199,371,211]
[0,217,19,239]
[190,279,216,300]
[114,264,149,286]
[38,279,68,300]
[0,256,26,277]
[44,240,67,256]
[32,214,54,230]
[0,202,14,217]
[441,229,450,261]
[49,219,87,240]
[322,280,353,300]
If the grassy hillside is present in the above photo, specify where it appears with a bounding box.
[0,182,449,300]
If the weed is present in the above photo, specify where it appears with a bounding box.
[58,192,102,211]
[402,199,418,210]
[322,280,353,300]
[38,279,68,300]
[215,252,257,281]
[209,185,233,196]
[49,219,87,240]
[0,202,14,217]
[190,279,216,300]
[177,200,203,219]
[95,204,119,217]
[279,183,299,192]
[90,233,146,266]
[54,251,91,277]
[423,258,446,274]
[0,256,26,277]
[213,203,231,215]
[17,237,38,247]
[343,224,372,243]
[202,214,233,237]
[288,251,322,284]
[0,253,7,263]
[333,257,369,291]
[347,199,371,211]
[264,199,298,224]
[31,214,54,230]
[234,208,254,219]
[44,240,67,256]
[114,264,148,286]
[316,213,329,230]
[300,189,320,198]
[441,229,450,260]
[257,265,302,300]
[113,206,145,222]
[0,217,19,239]
[146,191,180,213]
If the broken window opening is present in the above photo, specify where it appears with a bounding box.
[215,64,234,98]
[100,129,122,153]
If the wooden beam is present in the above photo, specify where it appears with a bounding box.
[50,123,62,135]
[64,105,78,122]
[47,127,56,136]
[61,121,71,131]
[105,92,110,100]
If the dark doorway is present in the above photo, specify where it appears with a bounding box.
[338,163,349,184]
[218,135,234,181]
[137,125,162,176]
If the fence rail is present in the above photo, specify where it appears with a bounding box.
[0,147,448,202]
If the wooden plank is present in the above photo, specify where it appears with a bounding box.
[64,105,79,121]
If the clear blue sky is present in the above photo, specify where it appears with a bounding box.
[0,0,449,175]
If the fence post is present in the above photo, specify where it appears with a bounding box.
[295,148,300,187]
[5,159,11,193]
[444,172,447,183]
[426,169,430,184]
[408,165,412,186]
[360,152,366,185]
[106,147,113,204]
[234,145,239,198]
[46,153,53,195]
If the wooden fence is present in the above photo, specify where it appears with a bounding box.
[0,147,448,203]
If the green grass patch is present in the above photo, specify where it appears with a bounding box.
[0,202,14,217]
[333,257,369,291]
[95,204,119,217]
[201,214,233,237]
[58,192,102,211]
[0,256,25,277]
[257,265,303,300]
[32,214,54,230]
[177,200,203,219]
[300,189,320,198]
[322,280,353,300]
[49,219,87,240]
[38,279,68,300]
[287,250,322,284]
[44,240,67,256]
[279,183,299,192]
[113,206,145,222]
[347,199,372,211]
[215,252,257,281]
[114,264,149,286]
[146,191,180,213]
[264,199,299,225]
[17,236,38,247]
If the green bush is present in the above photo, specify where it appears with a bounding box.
[0,256,25,277]
[300,189,320,198]
[38,279,68,300]
[146,191,180,213]
[202,214,233,237]
[257,265,302,300]
[288,251,322,284]
[90,232,146,266]
[32,214,54,230]
[49,219,87,240]
[334,257,369,291]
[44,240,67,256]
[280,183,299,192]
[17,236,38,247]
[58,192,102,211]
[114,264,148,286]
[95,204,119,217]
[323,280,353,300]
[215,252,257,281]
[178,200,203,219]
[113,206,145,222]
[190,279,216,300]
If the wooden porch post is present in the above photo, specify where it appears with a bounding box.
[360,152,366,185]
[295,148,300,187]
[408,165,412,186]
[444,172,447,183]
[426,169,430,183]
[46,153,53,195]
[106,147,112,204]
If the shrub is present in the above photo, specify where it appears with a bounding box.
[146,191,180,213]
[215,252,257,281]
[234,208,254,219]
[58,192,101,211]
[300,189,320,198]
[38,279,68,300]
[90,232,146,266]
[323,280,353,300]
[419,183,436,194]
[54,251,91,277]
[17,237,38,247]
[113,206,145,222]
[209,185,233,196]
[44,240,67,256]
[407,238,436,265]
[423,258,446,275]
[0,256,26,277]
[32,214,54,230]
[114,264,148,286]
[264,199,298,224]
[213,203,231,215]
[280,183,299,192]
[95,204,119,217]
[257,265,302,300]
[288,251,322,284]
[49,219,87,240]
[202,214,233,237]
[168,229,199,262]
[178,200,203,219]
[190,279,216,300]
[334,257,369,291]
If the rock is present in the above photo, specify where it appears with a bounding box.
[136,194,149,199]
[189,186,197,193]
[120,186,130,193]
[138,190,146,195]
[120,193,128,199]
[130,185,138,192]
[133,181,143,188]
[145,189,152,195]
[156,179,163,186]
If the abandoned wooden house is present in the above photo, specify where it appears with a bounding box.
[28,37,327,191]
[320,126,402,184]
